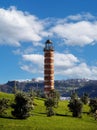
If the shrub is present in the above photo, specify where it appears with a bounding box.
[0,98,9,116]
[44,89,60,117]
[70,92,78,100]
[11,92,33,119]
[48,89,60,108]
[44,98,55,117]
[81,93,89,104]
[89,98,97,114]
[68,99,83,118]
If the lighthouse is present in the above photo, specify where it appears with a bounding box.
[44,39,54,96]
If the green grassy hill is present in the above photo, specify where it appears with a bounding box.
[0,92,97,130]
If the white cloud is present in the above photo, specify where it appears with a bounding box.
[21,53,97,80]
[1,7,97,80]
[50,21,97,46]
[36,77,44,81]
[22,54,44,65]
[21,54,44,74]
[66,13,95,21]
[0,7,97,47]
[13,47,36,55]
[21,64,43,74]
[0,6,46,46]
[59,63,97,79]
[54,52,79,68]
[20,65,39,73]
[58,63,90,77]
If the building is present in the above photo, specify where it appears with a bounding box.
[44,39,54,96]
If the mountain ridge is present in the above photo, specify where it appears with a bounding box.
[0,78,97,98]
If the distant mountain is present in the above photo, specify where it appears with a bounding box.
[0,79,97,98]
[76,81,97,98]
[0,79,44,93]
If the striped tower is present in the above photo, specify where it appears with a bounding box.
[44,39,54,96]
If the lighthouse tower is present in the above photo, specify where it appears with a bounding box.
[44,39,54,96]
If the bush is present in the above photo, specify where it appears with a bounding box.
[11,92,33,119]
[44,98,55,117]
[0,98,9,116]
[81,93,89,104]
[68,99,83,118]
[89,98,97,114]
[46,107,55,117]
[48,90,60,108]
[70,92,78,100]
[44,89,60,117]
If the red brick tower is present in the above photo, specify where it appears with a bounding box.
[44,39,54,95]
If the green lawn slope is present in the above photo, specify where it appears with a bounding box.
[0,92,97,130]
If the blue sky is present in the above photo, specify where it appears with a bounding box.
[0,0,97,83]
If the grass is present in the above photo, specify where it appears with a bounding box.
[0,92,97,130]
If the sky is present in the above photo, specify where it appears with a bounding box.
[0,0,97,83]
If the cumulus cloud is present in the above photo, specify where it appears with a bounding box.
[21,53,97,79]
[0,6,47,46]
[50,21,97,46]
[59,63,97,79]
[22,54,44,65]
[21,54,44,74]
[54,52,79,68]
[20,64,42,74]
[66,13,96,21]
[1,7,97,79]
[0,7,97,47]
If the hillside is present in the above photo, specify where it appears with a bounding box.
[0,79,97,97]
[0,92,97,130]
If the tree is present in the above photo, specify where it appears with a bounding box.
[11,92,33,119]
[44,89,60,117]
[49,90,60,108]
[0,98,9,116]
[89,98,97,114]
[44,98,55,116]
[68,99,83,117]
[70,91,78,100]
[68,93,83,118]
[29,88,36,100]
[81,93,89,104]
